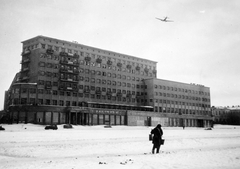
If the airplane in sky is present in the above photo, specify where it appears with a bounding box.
[156,17,173,22]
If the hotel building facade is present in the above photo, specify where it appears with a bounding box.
[4,36,213,127]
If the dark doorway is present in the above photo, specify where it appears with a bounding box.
[197,120,204,127]
[70,113,76,124]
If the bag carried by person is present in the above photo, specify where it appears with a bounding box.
[149,134,152,141]
[160,139,165,145]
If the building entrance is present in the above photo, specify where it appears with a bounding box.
[70,112,89,125]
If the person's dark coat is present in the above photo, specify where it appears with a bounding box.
[151,124,163,147]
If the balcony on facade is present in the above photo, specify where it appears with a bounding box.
[59,85,78,91]
[19,75,30,81]
[117,92,122,97]
[59,77,78,83]
[126,93,132,98]
[21,67,30,72]
[45,85,52,89]
[95,90,101,94]
[60,51,79,58]
[59,68,79,75]
[21,50,31,56]
[83,89,90,93]
[21,58,30,64]
[66,86,73,90]
[60,60,79,66]
[46,49,54,55]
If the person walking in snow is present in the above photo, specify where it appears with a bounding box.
[151,124,163,154]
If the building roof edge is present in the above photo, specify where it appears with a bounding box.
[21,35,158,64]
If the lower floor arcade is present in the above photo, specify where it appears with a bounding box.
[168,117,211,127]
[7,105,213,128]
[9,108,127,126]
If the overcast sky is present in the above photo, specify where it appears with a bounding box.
[0,0,239,109]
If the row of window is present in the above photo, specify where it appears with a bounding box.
[154,92,210,102]
[78,77,143,88]
[39,62,60,69]
[39,54,155,77]
[13,89,210,109]
[154,85,210,96]
[36,43,155,68]
[31,45,155,70]
[38,71,147,88]
[14,86,147,96]
[14,84,210,105]
[78,60,154,76]
[38,61,153,81]
[38,80,147,90]
[213,111,229,116]
[38,71,58,78]
[78,69,144,81]
[38,71,147,85]
[153,99,211,108]
[154,106,211,115]
[38,68,152,81]
[12,88,210,107]
[14,95,140,104]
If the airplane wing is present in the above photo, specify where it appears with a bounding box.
[156,17,173,22]
[155,17,164,21]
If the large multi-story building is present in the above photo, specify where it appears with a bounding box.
[4,36,213,127]
[144,79,211,127]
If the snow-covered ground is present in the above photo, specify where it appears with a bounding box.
[0,124,240,169]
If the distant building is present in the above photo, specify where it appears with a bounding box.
[228,106,240,125]
[212,106,230,124]
[212,106,240,125]
[4,36,213,127]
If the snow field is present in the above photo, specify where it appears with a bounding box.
[0,124,240,169]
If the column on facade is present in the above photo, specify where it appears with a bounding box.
[43,112,46,125]
[17,111,20,124]
[75,112,77,125]
[58,112,61,124]
[173,118,177,127]
[188,119,191,127]
[51,112,53,125]
[206,120,208,127]
[183,119,186,127]
[168,118,171,126]
[193,119,196,127]
[25,111,28,124]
